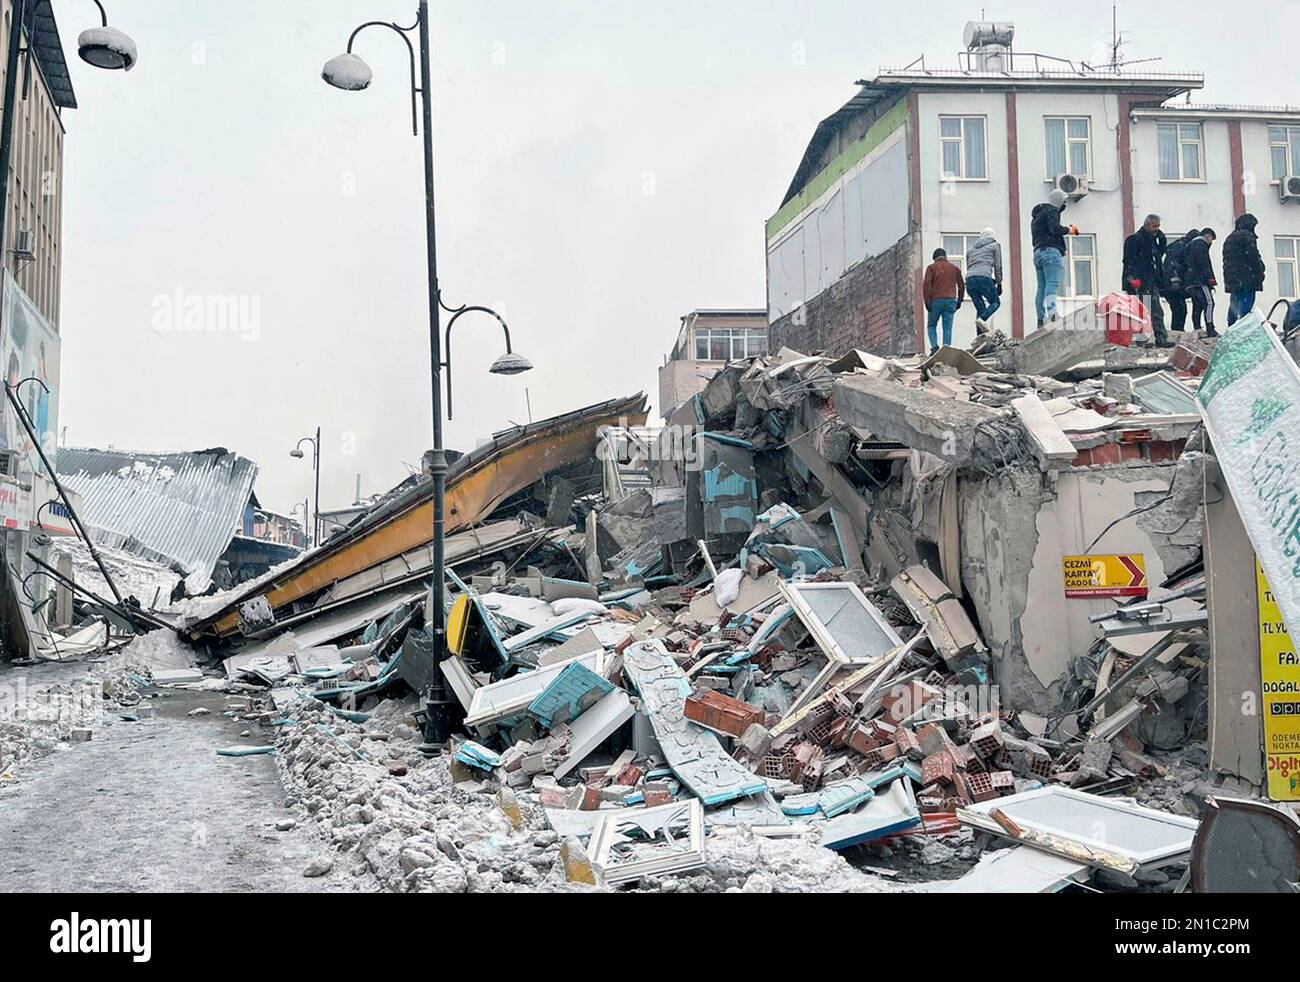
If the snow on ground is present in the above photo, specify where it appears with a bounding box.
[0,623,201,784]
[275,695,906,894]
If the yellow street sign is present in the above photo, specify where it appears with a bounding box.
[1062,554,1148,599]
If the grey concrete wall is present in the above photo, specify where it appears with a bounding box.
[959,461,1204,717]
[1205,458,1265,790]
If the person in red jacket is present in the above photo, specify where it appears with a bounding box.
[922,248,965,352]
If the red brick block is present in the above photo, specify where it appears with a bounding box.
[921,751,956,788]
[684,689,763,738]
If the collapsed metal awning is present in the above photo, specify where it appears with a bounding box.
[186,394,648,642]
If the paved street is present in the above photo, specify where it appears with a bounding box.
[1,678,372,893]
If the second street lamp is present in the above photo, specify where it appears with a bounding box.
[322,3,530,749]
[77,1,139,71]
[290,430,320,549]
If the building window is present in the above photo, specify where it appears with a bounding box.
[1059,235,1097,299]
[1045,116,1091,179]
[1279,237,1299,299]
[1158,121,1204,181]
[941,233,981,275]
[694,329,768,361]
[940,115,987,180]
[1271,126,1300,182]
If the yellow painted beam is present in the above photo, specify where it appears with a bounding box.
[203,404,646,639]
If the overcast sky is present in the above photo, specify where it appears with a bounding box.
[52,0,1293,517]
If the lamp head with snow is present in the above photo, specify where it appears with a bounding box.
[322,53,374,91]
[289,449,305,459]
[77,25,138,71]
[489,352,533,377]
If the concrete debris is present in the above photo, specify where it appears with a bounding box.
[2,347,1222,893]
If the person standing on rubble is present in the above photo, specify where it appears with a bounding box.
[1222,213,1266,326]
[1122,214,1172,348]
[922,247,965,352]
[1162,228,1200,336]
[1184,228,1219,337]
[965,228,1003,334]
[1030,188,1079,328]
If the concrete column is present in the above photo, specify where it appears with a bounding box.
[1205,456,1265,790]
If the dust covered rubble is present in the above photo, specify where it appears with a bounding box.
[274,696,901,894]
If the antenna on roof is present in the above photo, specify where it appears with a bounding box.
[1081,3,1163,72]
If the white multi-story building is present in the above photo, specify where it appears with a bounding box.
[767,21,1300,356]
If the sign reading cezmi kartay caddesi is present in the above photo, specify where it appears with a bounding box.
[1062,554,1148,599]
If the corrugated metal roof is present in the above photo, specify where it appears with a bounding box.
[55,447,258,577]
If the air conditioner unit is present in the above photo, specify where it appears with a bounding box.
[0,451,18,479]
[1280,174,1300,203]
[13,228,34,261]
[1053,173,1089,200]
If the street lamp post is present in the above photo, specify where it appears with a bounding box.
[323,3,530,748]
[290,429,321,549]
[291,500,310,550]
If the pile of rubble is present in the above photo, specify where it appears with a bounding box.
[8,296,1225,891]
[149,300,1219,891]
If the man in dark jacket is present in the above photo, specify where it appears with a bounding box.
[1223,213,1266,326]
[1122,214,1171,346]
[1184,228,1218,337]
[1162,229,1200,335]
[1030,188,1079,328]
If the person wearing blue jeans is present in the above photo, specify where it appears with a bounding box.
[1034,247,1062,325]
[927,298,959,351]
[1223,213,1265,327]
[1229,291,1257,325]
[1030,189,1078,327]
[922,247,965,352]
[965,228,1003,332]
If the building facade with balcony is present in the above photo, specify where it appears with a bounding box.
[767,21,1300,356]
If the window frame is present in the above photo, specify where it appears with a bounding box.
[1059,233,1098,301]
[1277,236,1300,300]
[693,328,768,362]
[939,114,989,182]
[940,233,981,277]
[1270,124,1300,184]
[1157,120,1206,183]
[1043,115,1093,181]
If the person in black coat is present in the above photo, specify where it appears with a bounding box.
[1184,228,1218,337]
[1162,228,1200,334]
[1222,213,1266,326]
[1122,214,1171,346]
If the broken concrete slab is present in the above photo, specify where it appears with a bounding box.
[621,640,768,806]
[1011,392,1078,471]
[833,372,1012,467]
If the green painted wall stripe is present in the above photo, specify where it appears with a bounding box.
[766,98,908,243]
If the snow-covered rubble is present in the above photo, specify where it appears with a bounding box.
[50,537,180,610]
[275,696,903,894]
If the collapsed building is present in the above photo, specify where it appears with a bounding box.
[14,297,1300,892]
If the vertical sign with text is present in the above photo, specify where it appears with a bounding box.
[1257,560,1300,801]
